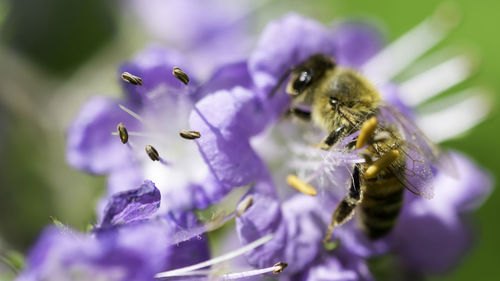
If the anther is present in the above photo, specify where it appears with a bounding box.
[364,150,400,179]
[180,130,201,140]
[121,72,143,85]
[173,67,190,85]
[236,195,254,217]
[117,123,128,144]
[356,117,377,149]
[286,174,318,196]
[145,145,160,161]
[272,262,288,274]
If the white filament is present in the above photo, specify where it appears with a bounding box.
[417,88,491,142]
[361,5,458,83]
[155,234,274,278]
[119,104,145,123]
[154,264,283,280]
[399,55,473,106]
[219,264,283,280]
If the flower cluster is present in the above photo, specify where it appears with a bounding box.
[17,8,492,281]
[16,182,209,281]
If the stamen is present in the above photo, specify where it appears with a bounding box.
[356,117,378,149]
[119,104,145,123]
[361,2,460,82]
[155,234,274,278]
[416,88,491,142]
[117,123,128,144]
[399,55,474,106]
[236,195,254,217]
[286,174,318,196]
[111,131,151,137]
[121,72,143,85]
[179,130,201,140]
[145,145,160,161]
[158,262,287,280]
[364,150,399,179]
[172,67,190,85]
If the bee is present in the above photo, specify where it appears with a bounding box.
[277,54,449,241]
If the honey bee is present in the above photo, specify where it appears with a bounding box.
[277,54,450,241]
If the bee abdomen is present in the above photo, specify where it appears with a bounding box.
[360,176,404,239]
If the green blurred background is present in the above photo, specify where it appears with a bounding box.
[0,0,498,280]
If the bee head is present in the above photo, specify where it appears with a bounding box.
[286,54,336,97]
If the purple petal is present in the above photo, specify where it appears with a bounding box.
[199,61,253,97]
[392,209,471,274]
[236,193,287,268]
[332,21,384,67]
[18,223,171,281]
[162,211,211,269]
[99,180,161,228]
[128,0,252,51]
[106,163,144,195]
[185,172,231,210]
[128,0,253,77]
[301,252,374,281]
[96,223,171,278]
[66,96,139,174]
[189,87,269,191]
[249,13,336,92]
[432,152,493,212]
[280,195,327,274]
[391,152,492,274]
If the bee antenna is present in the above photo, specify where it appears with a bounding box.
[268,68,292,99]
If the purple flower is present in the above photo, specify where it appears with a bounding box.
[127,0,254,76]
[192,12,492,279]
[66,45,248,214]
[61,8,492,280]
[16,181,210,281]
[16,224,170,281]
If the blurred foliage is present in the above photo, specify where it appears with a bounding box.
[0,0,498,280]
[1,0,116,76]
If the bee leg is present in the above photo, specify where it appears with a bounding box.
[317,126,345,150]
[285,107,311,121]
[323,165,361,244]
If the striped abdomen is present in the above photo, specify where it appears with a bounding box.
[359,168,404,239]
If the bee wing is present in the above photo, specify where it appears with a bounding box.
[376,104,455,199]
[391,141,435,199]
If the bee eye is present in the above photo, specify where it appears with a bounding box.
[292,69,312,93]
[329,97,339,106]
